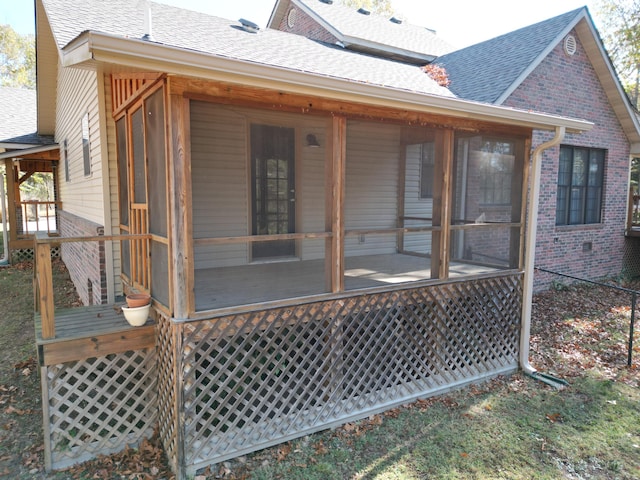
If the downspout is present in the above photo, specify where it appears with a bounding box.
[520,126,569,387]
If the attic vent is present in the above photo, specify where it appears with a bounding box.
[238,18,259,33]
[389,17,403,24]
[319,0,333,3]
[564,34,577,56]
[287,8,297,28]
[357,7,371,15]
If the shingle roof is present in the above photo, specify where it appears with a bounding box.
[41,0,454,99]
[291,0,455,59]
[0,86,54,145]
[435,8,586,104]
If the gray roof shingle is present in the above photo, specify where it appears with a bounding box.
[435,8,586,104]
[0,86,53,145]
[293,0,455,59]
[41,0,454,99]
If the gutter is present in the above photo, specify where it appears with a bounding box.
[520,127,570,388]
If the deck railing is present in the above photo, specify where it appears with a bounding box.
[33,232,152,339]
[18,200,61,236]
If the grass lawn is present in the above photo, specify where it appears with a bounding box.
[0,262,638,479]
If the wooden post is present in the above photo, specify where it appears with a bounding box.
[35,239,55,339]
[431,130,453,279]
[327,116,346,293]
[168,92,194,318]
[5,159,18,247]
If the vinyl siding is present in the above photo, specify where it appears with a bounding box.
[190,102,326,269]
[56,63,105,225]
[403,143,433,255]
[344,121,400,256]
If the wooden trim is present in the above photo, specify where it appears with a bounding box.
[431,130,454,279]
[37,324,156,365]
[517,138,532,269]
[194,232,332,246]
[111,73,165,117]
[172,78,533,138]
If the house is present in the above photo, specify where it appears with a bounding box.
[27,0,607,477]
[270,0,640,290]
[0,86,59,260]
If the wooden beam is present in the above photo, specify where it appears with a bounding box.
[170,77,533,138]
[327,116,346,293]
[168,92,194,318]
[35,242,55,339]
[38,324,156,365]
[5,160,18,245]
[431,130,454,279]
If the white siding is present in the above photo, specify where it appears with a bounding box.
[345,121,400,256]
[55,63,106,225]
[190,102,326,269]
[403,143,433,255]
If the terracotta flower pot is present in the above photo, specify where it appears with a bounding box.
[126,293,151,308]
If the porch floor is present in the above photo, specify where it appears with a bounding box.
[35,304,156,366]
[194,253,499,310]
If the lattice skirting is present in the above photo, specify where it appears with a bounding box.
[12,245,60,263]
[42,348,158,471]
[622,237,640,279]
[157,273,522,478]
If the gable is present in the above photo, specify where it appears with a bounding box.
[436,8,584,104]
[270,0,454,64]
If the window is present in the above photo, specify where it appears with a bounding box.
[556,146,604,225]
[419,142,434,198]
[479,139,514,205]
[62,139,70,182]
[82,112,91,176]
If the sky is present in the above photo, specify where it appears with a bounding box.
[1,0,600,49]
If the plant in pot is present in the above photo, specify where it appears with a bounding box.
[122,293,151,326]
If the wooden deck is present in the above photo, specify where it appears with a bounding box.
[194,253,499,310]
[35,304,156,366]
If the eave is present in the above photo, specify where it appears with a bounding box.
[62,31,593,135]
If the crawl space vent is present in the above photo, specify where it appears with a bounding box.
[564,35,577,56]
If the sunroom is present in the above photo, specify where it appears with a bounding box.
[96,74,568,476]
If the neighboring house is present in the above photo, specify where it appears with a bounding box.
[25,0,621,477]
[0,86,59,257]
[271,1,640,290]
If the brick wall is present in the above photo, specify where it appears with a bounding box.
[276,5,339,44]
[504,30,631,290]
[58,210,107,305]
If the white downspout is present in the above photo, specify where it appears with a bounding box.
[520,126,565,377]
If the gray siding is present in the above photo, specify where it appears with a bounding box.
[345,121,400,256]
[190,102,326,269]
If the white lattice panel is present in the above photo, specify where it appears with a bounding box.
[44,349,157,471]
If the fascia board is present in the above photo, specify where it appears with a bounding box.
[0,143,59,160]
[575,19,640,144]
[67,31,593,134]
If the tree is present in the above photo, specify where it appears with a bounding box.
[596,0,640,108]
[0,24,35,89]
[339,0,394,17]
